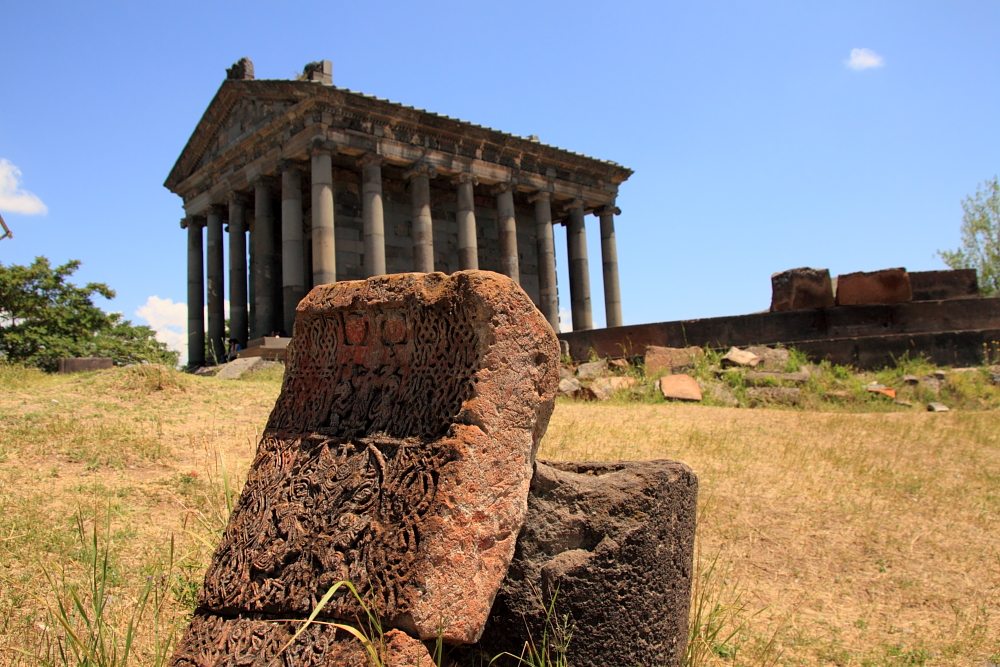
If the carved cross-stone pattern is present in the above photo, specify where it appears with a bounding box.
[184,271,561,654]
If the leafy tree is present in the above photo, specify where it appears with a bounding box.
[938,176,1000,296]
[0,257,179,371]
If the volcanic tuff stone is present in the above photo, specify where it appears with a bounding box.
[835,268,913,306]
[769,267,835,312]
[644,346,704,375]
[171,613,434,667]
[746,346,790,370]
[185,271,560,649]
[659,374,703,401]
[469,460,698,667]
[721,347,761,368]
[576,358,608,379]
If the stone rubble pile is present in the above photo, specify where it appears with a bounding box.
[170,271,697,667]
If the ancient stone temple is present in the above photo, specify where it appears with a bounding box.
[166,58,633,366]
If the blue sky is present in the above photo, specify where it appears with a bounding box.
[2,1,998,362]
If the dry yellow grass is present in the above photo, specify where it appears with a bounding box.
[0,367,998,666]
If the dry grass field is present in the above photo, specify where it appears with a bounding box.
[0,363,998,667]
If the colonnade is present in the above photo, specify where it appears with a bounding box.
[184,152,623,366]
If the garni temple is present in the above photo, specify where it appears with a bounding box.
[166,58,633,366]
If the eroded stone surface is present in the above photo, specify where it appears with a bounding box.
[464,460,698,667]
[196,271,560,645]
[171,612,434,667]
[770,267,835,312]
[835,268,912,306]
[659,374,703,401]
[644,346,704,375]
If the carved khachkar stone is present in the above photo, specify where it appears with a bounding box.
[171,612,434,667]
[464,460,698,667]
[175,270,560,662]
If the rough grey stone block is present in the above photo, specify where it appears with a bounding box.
[467,459,697,667]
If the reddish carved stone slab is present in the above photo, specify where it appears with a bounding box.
[171,611,434,667]
[197,271,560,644]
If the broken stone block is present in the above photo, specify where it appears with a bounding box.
[170,612,433,667]
[698,380,739,407]
[608,358,630,369]
[576,358,608,379]
[909,269,979,301]
[743,370,811,385]
[470,460,697,667]
[644,345,704,375]
[659,374,703,401]
[769,267,835,312]
[927,402,951,412]
[191,271,560,646]
[583,382,612,401]
[746,387,801,404]
[606,376,638,390]
[835,268,912,306]
[746,346,790,370]
[721,346,761,368]
[559,365,574,381]
[558,377,583,396]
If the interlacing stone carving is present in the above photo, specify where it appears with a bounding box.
[172,270,560,665]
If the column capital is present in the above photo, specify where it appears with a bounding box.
[595,205,621,217]
[277,159,303,174]
[359,153,385,168]
[403,163,438,181]
[565,198,586,212]
[182,215,206,230]
[528,190,552,204]
[490,181,516,196]
[308,139,339,156]
[203,205,221,218]
[453,172,478,186]
[228,191,251,207]
[250,174,276,189]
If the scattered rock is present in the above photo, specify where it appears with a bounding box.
[698,381,739,407]
[576,358,608,379]
[746,387,801,404]
[866,384,896,399]
[558,377,583,396]
[743,370,810,385]
[644,346,704,375]
[559,366,575,381]
[826,390,852,399]
[191,366,218,377]
[992,372,1000,386]
[933,370,948,380]
[921,375,942,394]
[190,271,560,645]
[769,267,835,312]
[746,346,791,370]
[606,376,638,390]
[473,460,697,667]
[927,402,951,412]
[721,347,761,368]
[894,400,913,407]
[584,382,612,401]
[659,374,702,401]
[559,339,570,357]
[835,268,912,306]
[608,358,630,369]
[898,374,920,385]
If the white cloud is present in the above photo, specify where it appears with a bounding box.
[0,158,48,215]
[136,296,187,365]
[845,48,885,71]
[559,307,573,333]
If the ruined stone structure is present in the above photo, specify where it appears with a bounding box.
[171,271,562,663]
[166,58,632,366]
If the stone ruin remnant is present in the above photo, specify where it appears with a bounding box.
[770,267,835,312]
[835,267,912,306]
[170,269,698,667]
[171,270,561,663]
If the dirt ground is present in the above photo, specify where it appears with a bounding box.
[1,367,998,666]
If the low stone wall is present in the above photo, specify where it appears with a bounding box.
[558,297,1000,369]
[56,358,113,373]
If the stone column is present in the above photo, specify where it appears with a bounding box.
[455,173,478,270]
[281,166,306,334]
[205,206,226,363]
[253,179,275,338]
[597,205,623,328]
[361,154,386,277]
[310,149,337,286]
[186,217,205,367]
[566,200,593,331]
[530,192,559,330]
[406,164,436,273]
[495,182,519,284]
[228,193,249,348]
